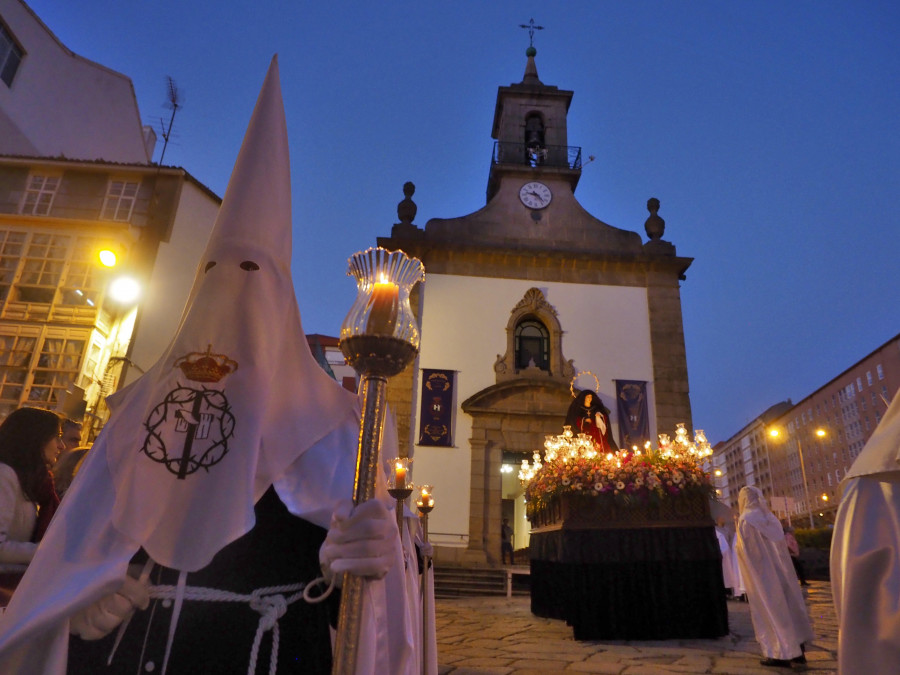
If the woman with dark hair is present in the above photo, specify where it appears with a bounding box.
[565,390,618,453]
[0,408,63,580]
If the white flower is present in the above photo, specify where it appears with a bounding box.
[673,470,684,484]
[616,481,625,490]
[594,482,604,492]
[561,476,571,486]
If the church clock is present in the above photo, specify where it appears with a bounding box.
[519,181,552,209]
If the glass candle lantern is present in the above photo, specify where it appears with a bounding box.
[416,484,435,514]
[339,247,424,377]
[390,457,412,491]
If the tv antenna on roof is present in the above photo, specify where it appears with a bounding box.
[157,76,182,165]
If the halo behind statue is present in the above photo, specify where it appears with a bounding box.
[569,371,600,398]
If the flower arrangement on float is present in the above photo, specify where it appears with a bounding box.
[519,422,715,519]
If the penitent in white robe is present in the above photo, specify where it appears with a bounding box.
[736,487,814,660]
[831,391,900,675]
[0,56,416,675]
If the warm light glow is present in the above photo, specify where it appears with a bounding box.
[98,250,117,267]
[816,429,826,438]
[108,276,140,303]
[769,429,780,438]
[821,493,828,501]
[714,469,722,476]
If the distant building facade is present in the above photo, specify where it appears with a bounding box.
[0,0,220,435]
[714,333,900,526]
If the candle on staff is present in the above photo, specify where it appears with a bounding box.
[365,277,399,335]
[394,461,407,488]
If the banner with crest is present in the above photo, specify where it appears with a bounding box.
[615,380,650,450]
[418,369,454,447]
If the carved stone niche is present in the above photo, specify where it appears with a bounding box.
[493,287,575,384]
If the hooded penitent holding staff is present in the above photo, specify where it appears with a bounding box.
[0,57,415,675]
[831,392,900,674]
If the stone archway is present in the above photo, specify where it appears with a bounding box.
[460,378,573,565]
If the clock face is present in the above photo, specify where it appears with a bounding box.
[519,181,552,209]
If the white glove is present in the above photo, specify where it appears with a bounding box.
[418,542,434,558]
[319,498,397,584]
[70,575,150,640]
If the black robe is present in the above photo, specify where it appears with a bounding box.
[68,487,339,674]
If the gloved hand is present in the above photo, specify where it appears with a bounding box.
[418,541,434,558]
[70,575,150,640]
[319,498,397,584]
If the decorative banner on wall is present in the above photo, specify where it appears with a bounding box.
[418,369,454,447]
[615,380,650,449]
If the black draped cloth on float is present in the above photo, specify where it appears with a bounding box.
[530,526,729,641]
[68,487,340,675]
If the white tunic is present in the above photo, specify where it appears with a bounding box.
[831,391,900,674]
[831,476,900,675]
[736,486,814,660]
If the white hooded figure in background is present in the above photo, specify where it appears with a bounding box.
[0,57,415,675]
[832,392,900,674]
[736,486,814,668]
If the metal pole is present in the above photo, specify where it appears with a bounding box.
[420,510,430,675]
[795,438,814,529]
[332,374,388,675]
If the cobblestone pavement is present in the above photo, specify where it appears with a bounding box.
[435,581,837,674]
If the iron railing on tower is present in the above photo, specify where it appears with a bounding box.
[491,141,582,171]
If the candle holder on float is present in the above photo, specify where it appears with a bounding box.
[416,485,435,675]
[332,247,425,675]
[387,457,413,532]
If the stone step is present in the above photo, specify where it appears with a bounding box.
[433,566,530,598]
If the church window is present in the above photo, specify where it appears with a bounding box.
[515,319,549,370]
[0,21,23,88]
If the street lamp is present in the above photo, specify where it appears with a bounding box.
[769,427,820,529]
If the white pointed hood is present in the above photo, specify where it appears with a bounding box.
[103,56,357,571]
[844,393,900,481]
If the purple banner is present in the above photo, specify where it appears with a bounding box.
[418,369,454,447]
[616,380,650,450]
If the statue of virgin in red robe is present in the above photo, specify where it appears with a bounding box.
[565,390,619,454]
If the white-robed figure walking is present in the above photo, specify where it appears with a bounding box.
[736,486,814,668]
[0,57,415,675]
[832,392,900,674]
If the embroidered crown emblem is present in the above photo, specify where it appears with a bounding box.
[173,345,239,383]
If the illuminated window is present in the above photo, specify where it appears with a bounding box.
[15,233,69,304]
[28,333,86,407]
[0,330,38,416]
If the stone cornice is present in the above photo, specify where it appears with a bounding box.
[377,236,693,285]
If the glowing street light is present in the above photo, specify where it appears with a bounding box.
[108,276,141,304]
[98,249,117,267]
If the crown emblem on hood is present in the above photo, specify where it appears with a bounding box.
[173,345,239,383]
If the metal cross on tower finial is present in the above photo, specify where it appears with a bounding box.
[519,18,544,47]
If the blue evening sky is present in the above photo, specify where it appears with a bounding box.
[25,1,899,443]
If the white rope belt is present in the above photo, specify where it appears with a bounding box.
[144,576,335,675]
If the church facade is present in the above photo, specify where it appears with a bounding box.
[378,48,693,565]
